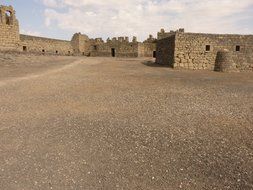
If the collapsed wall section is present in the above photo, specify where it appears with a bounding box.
[20,35,73,55]
[174,33,253,71]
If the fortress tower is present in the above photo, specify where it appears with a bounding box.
[71,33,91,56]
[0,5,20,51]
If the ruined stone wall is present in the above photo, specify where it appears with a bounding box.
[137,43,145,57]
[91,37,139,57]
[20,35,73,55]
[156,35,175,67]
[0,5,20,51]
[174,33,253,71]
[145,43,156,57]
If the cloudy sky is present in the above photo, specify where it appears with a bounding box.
[1,0,253,41]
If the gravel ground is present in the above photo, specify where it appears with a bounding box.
[0,55,252,190]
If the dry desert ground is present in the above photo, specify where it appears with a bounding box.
[0,53,252,190]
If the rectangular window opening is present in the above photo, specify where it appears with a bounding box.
[206,45,211,51]
[236,45,240,52]
[23,46,27,52]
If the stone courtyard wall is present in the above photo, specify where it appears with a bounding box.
[142,43,156,57]
[156,35,175,67]
[90,38,139,57]
[174,33,253,71]
[20,35,73,55]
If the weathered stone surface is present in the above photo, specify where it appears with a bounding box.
[0,5,20,51]
[156,30,253,72]
[214,49,238,72]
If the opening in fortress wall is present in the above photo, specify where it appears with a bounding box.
[206,45,211,52]
[5,11,11,25]
[111,48,115,57]
[236,45,241,52]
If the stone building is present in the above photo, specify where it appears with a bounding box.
[156,29,253,71]
[0,5,156,58]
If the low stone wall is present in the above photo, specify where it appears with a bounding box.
[174,33,253,71]
[19,34,73,55]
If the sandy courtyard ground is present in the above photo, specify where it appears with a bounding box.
[0,54,252,190]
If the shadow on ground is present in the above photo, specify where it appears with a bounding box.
[141,60,170,68]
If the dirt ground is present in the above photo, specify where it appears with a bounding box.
[0,54,252,190]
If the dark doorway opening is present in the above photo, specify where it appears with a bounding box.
[111,48,115,57]
[56,50,58,54]
[153,51,156,58]
[23,46,27,52]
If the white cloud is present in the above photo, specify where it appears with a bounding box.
[42,0,253,41]
[42,0,61,8]
[20,29,42,36]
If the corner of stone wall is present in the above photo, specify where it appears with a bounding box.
[173,32,180,69]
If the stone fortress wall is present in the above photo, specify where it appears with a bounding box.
[20,35,73,55]
[156,34,175,67]
[156,29,253,71]
[90,37,139,57]
[89,36,157,58]
[0,5,20,51]
[1,4,252,71]
[0,5,156,58]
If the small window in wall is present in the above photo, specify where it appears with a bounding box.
[56,50,58,54]
[94,45,97,50]
[206,45,211,51]
[68,51,71,54]
[5,11,11,25]
[42,49,45,53]
[236,45,240,52]
[23,46,27,52]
